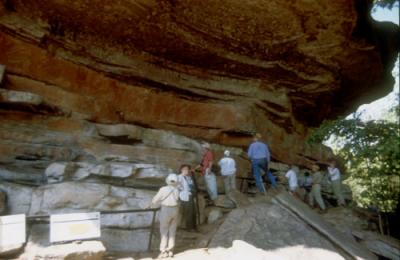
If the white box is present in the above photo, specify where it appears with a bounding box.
[50,212,100,243]
[0,214,26,247]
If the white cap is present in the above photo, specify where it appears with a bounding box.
[201,142,211,149]
[224,150,230,157]
[165,173,178,186]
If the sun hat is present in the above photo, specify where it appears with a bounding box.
[165,173,178,186]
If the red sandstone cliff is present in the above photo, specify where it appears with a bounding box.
[0,0,398,168]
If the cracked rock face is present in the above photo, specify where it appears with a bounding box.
[0,1,398,166]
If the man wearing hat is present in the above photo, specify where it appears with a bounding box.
[247,133,270,193]
[150,173,180,258]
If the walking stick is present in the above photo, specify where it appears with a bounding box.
[192,170,201,226]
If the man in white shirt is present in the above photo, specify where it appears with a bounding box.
[218,150,236,193]
[328,160,345,206]
[285,166,299,197]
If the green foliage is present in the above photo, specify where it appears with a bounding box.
[307,111,400,213]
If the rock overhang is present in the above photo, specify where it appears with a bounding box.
[0,0,398,166]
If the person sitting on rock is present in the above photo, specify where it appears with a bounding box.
[327,160,345,207]
[178,164,198,231]
[247,133,270,194]
[196,142,218,204]
[218,150,237,194]
[285,165,300,197]
[308,165,326,213]
[149,173,180,258]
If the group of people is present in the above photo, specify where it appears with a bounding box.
[148,143,237,258]
[196,142,238,204]
[149,133,345,258]
[246,132,346,210]
[285,161,346,212]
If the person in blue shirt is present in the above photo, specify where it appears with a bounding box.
[247,133,271,193]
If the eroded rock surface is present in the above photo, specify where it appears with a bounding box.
[0,0,398,167]
[209,201,339,252]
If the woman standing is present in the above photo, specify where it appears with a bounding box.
[150,173,180,258]
[178,164,198,231]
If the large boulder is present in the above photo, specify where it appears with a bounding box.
[0,182,33,214]
[209,202,339,253]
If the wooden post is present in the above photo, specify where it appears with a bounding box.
[148,209,157,251]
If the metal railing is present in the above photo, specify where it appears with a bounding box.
[26,207,160,251]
